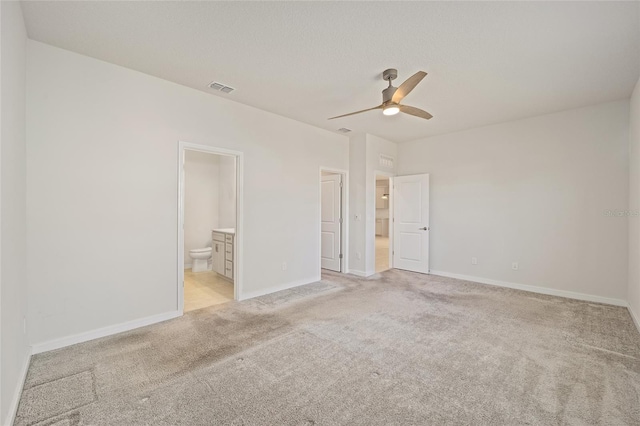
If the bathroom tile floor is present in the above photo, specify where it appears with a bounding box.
[184,270,234,312]
[375,236,390,273]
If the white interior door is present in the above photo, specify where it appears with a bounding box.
[321,174,342,271]
[393,174,429,273]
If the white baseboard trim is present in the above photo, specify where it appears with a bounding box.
[628,305,640,334]
[429,270,627,307]
[239,276,321,301]
[348,269,367,277]
[3,347,32,426]
[31,310,181,355]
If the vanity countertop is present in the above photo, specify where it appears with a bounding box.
[212,228,235,235]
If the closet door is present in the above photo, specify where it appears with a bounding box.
[393,174,430,274]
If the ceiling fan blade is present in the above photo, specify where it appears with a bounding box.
[392,71,427,103]
[328,105,383,120]
[400,105,433,120]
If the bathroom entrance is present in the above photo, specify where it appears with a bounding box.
[375,175,392,273]
[178,142,242,313]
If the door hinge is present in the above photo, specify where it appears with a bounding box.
[340,181,343,188]
[339,217,343,224]
[339,254,343,259]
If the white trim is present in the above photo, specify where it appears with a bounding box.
[348,269,368,277]
[239,276,321,301]
[628,305,640,334]
[183,264,213,272]
[372,170,395,275]
[429,270,627,307]
[319,167,349,274]
[178,141,244,309]
[31,310,180,355]
[3,349,31,426]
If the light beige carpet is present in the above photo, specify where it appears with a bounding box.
[16,270,640,425]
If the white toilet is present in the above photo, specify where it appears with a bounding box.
[189,247,212,272]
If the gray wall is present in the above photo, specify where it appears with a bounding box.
[1,1,29,424]
[26,41,349,348]
[628,77,640,325]
[398,100,630,303]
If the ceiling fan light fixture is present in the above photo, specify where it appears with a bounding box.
[383,105,400,116]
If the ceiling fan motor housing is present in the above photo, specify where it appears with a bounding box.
[382,86,398,104]
[382,68,398,81]
[382,69,399,104]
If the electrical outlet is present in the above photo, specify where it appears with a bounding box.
[356,252,362,260]
[471,257,478,265]
[512,262,519,270]
[282,262,287,271]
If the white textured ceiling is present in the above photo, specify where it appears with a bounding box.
[21,1,640,142]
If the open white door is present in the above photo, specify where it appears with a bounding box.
[393,174,429,274]
[321,174,342,271]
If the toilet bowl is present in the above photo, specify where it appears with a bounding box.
[189,247,212,272]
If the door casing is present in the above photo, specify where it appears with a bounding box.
[178,141,244,314]
[321,173,343,272]
[319,167,349,274]
[370,170,395,276]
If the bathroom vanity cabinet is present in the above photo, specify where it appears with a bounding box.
[212,229,234,281]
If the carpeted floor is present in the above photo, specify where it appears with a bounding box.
[16,270,640,425]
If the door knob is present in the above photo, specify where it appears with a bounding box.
[419,227,428,231]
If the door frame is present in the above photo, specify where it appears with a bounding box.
[319,167,349,274]
[177,141,244,315]
[371,170,395,275]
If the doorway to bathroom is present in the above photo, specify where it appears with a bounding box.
[178,142,243,314]
[375,174,392,273]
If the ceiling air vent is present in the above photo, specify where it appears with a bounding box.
[337,128,352,133]
[208,81,235,94]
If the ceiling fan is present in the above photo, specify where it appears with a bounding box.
[329,68,433,121]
